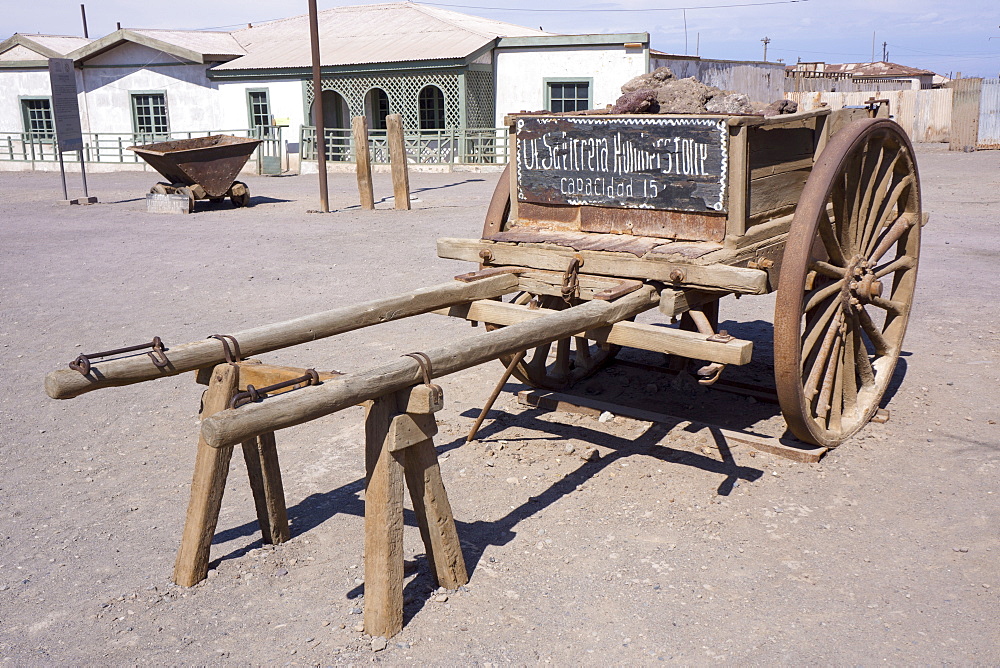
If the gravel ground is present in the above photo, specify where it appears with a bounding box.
[1,146,997,665]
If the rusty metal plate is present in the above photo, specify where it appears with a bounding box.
[487,229,662,257]
[515,116,729,214]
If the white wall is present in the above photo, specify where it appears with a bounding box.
[78,43,223,134]
[494,44,646,125]
[0,69,55,132]
[216,79,307,131]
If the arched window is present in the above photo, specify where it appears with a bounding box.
[365,88,390,130]
[418,85,446,130]
[312,90,349,129]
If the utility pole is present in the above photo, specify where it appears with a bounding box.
[307,0,329,213]
[761,36,770,62]
[882,41,887,62]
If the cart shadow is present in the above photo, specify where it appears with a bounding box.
[210,413,763,623]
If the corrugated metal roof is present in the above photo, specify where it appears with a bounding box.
[128,29,246,57]
[215,2,547,71]
[24,35,93,55]
[823,61,935,77]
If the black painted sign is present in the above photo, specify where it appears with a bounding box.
[515,116,729,214]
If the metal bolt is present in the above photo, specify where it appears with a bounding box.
[669,269,685,282]
[479,249,494,263]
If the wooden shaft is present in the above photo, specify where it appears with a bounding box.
[242,432,289,545]
[201,286,658,448]
[45,274,518,400]
[352,116,375,210]
[386,114,411,211]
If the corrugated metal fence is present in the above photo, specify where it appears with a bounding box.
[785,76,911,93]
[787,89,953,143]
[650,56,784,102]
[978,79,1000,149]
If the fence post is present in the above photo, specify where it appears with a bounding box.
[386,114,411,211]
[352,116,376,210]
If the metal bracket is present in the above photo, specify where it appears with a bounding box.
[69,336,168,375]
[230,368,321,409]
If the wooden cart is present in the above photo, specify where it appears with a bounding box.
[437,105,923,447]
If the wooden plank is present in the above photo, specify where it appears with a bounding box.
[748,168,811,220]
[658,288,730,318]
[387,412,438,452]
[579,206,726,243]
[436,237,768,294]
[404,438,468,590]
[725,125,749,238]
[364,395,406,638]
[238,364,341,391]
[518,390,828,463]
[516,269,647,302]
[515,116,728,214]
[352,116,375,210]
[727,107,831,128]
[242,432,289,545]
[173,364,240,587]
[201,287,660,448]
[435,299,753,365]
[386,113,411,211]
[46,274,519,400]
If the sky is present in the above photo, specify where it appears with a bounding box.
[4,0,998,78]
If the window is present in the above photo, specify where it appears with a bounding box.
[247,89,271,129]
[131,92,169,136]
[418,86,446,130]
[21,98,54,139]
[366,88,390,130]
[547,81,591,113]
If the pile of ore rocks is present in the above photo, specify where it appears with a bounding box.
[610,67,797,117]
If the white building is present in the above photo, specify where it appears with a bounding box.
[0,2,777,172]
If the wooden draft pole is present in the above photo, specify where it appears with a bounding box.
[201,286,659,449]
[308,0,329,212]
[386,114,411,210]
[45,274,519,400]
[352,116,375,210]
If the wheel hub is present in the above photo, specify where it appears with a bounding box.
[844,255,883,304]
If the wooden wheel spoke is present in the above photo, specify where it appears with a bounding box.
[869,215,916,264]
[803,310,844,402]
[859,150,903,251]
[864,175,915,258]
[874,255,915,278]
[855,305,891,354]
[850,314,877,386]
[553,338,571,379]
[841,319,859,415]
[868,295,907,315]
[819,208,848,265]
[803,278,845,313]
[528,342,552,373]
[853,140,888,248]
[815,335,843,421]
[801,297,841,360]
[810,260,846,279]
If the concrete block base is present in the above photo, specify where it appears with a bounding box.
[146,193,191,214]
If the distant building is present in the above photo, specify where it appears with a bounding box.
[788,61,936,90]
[0,2,780,171]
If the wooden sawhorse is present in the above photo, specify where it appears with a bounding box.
[173,361,468,639]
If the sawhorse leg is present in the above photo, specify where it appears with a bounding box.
[364,384,468,638]
[174,362,295,587]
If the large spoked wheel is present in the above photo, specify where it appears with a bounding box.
[486,293,621,390]
[774,118,922,448]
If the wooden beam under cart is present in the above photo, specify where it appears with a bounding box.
[437,238,769,295]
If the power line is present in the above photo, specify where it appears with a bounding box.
[420,0,809,13]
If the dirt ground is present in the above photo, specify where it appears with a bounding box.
[1,146,998,665]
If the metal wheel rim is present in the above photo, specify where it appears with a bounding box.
[774,118,921,447]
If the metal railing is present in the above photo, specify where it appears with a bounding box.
[0,128,260,164]
[299,127,509,165]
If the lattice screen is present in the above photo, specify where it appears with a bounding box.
[464,70,495,128]
[305,71,463,129]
